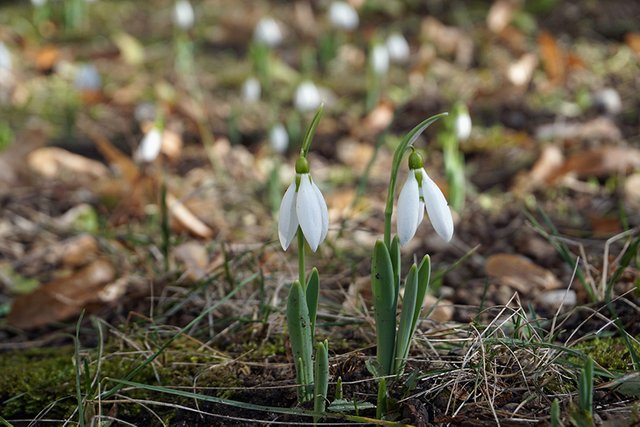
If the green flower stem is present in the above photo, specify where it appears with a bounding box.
[383,113,448,247]
[298,228,305,287]
[300,105,324,158]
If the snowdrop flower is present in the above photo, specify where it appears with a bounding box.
[135,126,163,163]
[385,33,410,64]
[254,17,283,47]
[279,156,329,252]
[370,43,389,77]
[173,0,195,30]
[294,81,322,113]
[270,123,289,154]
[31,0,47,6]
[397,151,453,245]
[74,64,101,91]
[242,77,261,102]
[454,105,472,141]
[328,1,359,31]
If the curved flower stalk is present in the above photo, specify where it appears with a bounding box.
[397,150,454,245]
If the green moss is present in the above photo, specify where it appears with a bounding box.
[574,337,640,371]
[0,342,244,420]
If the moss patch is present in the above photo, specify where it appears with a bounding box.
[574,337,640,371]
[0,342,243,420]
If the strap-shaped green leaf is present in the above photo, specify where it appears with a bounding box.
[371,240,396,376]
[411,255,431,336]
[394,264,418,375]
[306,268,320,342]
[287,280,314,402]
[314,340,329,422]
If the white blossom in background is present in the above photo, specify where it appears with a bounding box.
[135,126,163,163]
[173,0,195,30]
[254,17,283,47]
[593,88,622,116]
[454,107,472,141]
[328,1,359,31]
[397,153,454,245]
[74,64,101,91]
[270,123,289,154]
[370,43,389,76]
[0,42,11,72]
[31,0,47,6]
[294,81,322,113]
[279,172,329,252]
[242,77,261,102]
[385,33,410,64]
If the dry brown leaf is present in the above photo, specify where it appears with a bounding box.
[28,147,110,181]
[625,32,640,55]
[61,234,99,268]
[35,44,60,73]
[167,193,215,239]
[550,146,640,181]
[486,253,560,293]
[512,144,564,194]
[362,102,394,135]
[88,130,140,183]
[0,127,49,185]
[423,295,453,322]
[336,140,374,171]
[421,17,474,67]
[538,31,565,84]
[174,242,209,280]
[487,0,519,34]
[536,117,622,142]
[589,215,623,237]
[507,53,538,87]
[7,259,116,329]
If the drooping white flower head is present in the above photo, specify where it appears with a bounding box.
[454,105,472,141]
[254,17,283,47]
[385,33,410,64]
[173,0,195,30]
[328,1,359,31]
[278,156,329,252]
[397,151,453,245]
[269,123,289,154]
[0,42,12,72]
[74,64,101,91]
[135,126,163,163]
[370,43,389,77]
[242,77,261,102]
[294,80,322,113]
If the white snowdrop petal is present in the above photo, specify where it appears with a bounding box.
[136,128,163,163]
[396,171,420,246]
[297,175,323,252]
[328,1,359,31]
[370,44,389,76]
[455,111,472,141]
[385,33,410,63]
[421,170,454,242]
[269,123,289,154]
[278,181,299,250]
[174,0,195,30]
[417,200,425,228]
[294,81,321,113]
[242,77,261,102]
[311,180,329,245]
[254,17,283,47]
